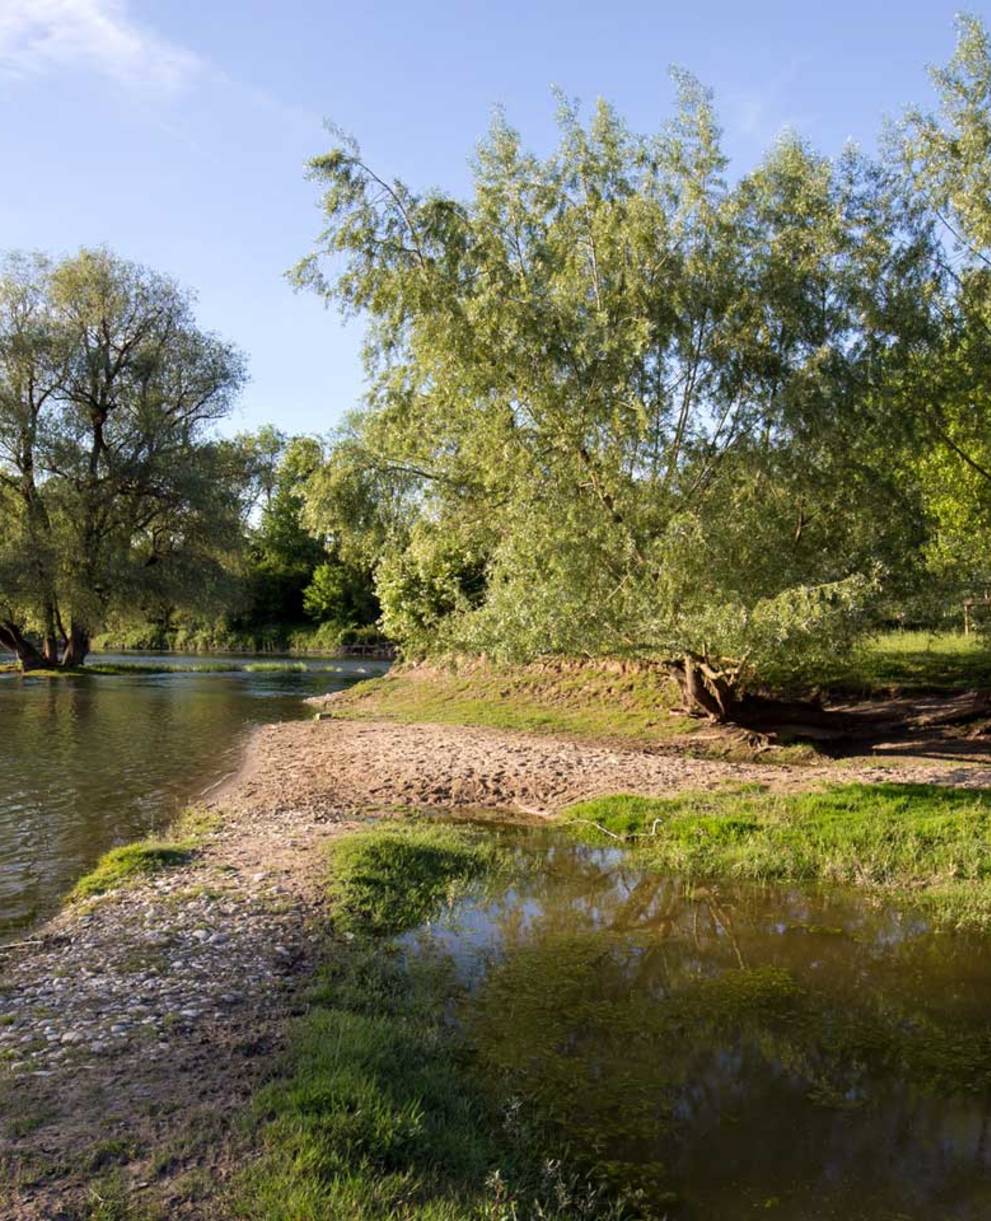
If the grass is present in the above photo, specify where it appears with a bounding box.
[328,638,991,754]
[1,660,320,677]
[327,821,504,936]
[0,662,243,677]
[562,782,991,927]
[236,820,630,1220]
[88,661,242,675]
[329,658,695,743]
[836,630,991,693]
[68,808,220,902]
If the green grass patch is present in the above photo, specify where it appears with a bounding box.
[562,783,991,927]
[2,661,242,677]
[236,819,629,1217]
[327,822,502,936]
[832,631,991,693]
[329,659,695,744]
[69,842,194,901]
[237,941,629,1219]
[88,661,242,674]
[68,807,220,901]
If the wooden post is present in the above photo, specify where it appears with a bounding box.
[964,598,974,636]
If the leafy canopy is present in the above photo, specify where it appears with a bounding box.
[297,78,937,690]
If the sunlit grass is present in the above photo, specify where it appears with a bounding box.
[838,630,991,692]
[242,661,309,673]
[68,808,220,901]
[329,660,694,743]
[327,821,502,936]
[562,783,991,928]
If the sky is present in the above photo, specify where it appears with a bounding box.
[0,0,983,439]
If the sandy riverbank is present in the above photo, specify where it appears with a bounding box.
[3,717,991,1216]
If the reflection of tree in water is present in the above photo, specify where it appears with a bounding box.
[453,836,991,1218]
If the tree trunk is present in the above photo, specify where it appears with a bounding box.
[674,655,739,722]
[670,653,850,742]
[0,620,47,670]
[41,599,59,666]
[60,622,90,669]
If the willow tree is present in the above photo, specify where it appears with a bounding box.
[898,15,991,604]
[0,249,246,669]
[298,79,935,719]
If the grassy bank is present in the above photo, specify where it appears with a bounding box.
[328,658,694,743]
[327,634,991,750]
[238,821,629,1220]
[68,808,219,902]
[562,782,991,928]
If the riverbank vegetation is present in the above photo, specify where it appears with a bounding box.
[68,808,219,902]
[0,271,380,671]
[325,631,991,746]
[289,16,991,726]
[5,20,991,717]
[329,658,694,742]
[563,783,991,929]
[238,821,630,1219]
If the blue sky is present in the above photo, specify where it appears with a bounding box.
[0,1,981,438]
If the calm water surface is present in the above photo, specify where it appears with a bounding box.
[407,828,991,1220]
[0,652,385,934]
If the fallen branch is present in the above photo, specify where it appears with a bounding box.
[566,817,626,840]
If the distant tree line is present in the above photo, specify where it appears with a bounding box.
[0,253,377,668]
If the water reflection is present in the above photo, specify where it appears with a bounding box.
[406,831,991,1220]
[0,654,383,933]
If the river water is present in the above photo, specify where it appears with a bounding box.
[406,827,991,1220]
[0,652,385,935]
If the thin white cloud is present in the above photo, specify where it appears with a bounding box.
[0,0,202,93]
[727,58,816,149]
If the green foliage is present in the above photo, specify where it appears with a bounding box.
[899,15,991,594]
[562,783,991,926]
[243,435,327,626]
[303,559,379,630]
[0,248,247,669]
[226,431,381,643]
[327,822,501,936]
[297,73,940,695]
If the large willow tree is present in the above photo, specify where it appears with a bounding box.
[0,249,246,669]
[299,76,939,718]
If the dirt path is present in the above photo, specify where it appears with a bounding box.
[2,717,991,1217]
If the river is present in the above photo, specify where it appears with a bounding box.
[0,652,385,936]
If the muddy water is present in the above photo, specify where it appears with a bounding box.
[406,830,991,1220]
